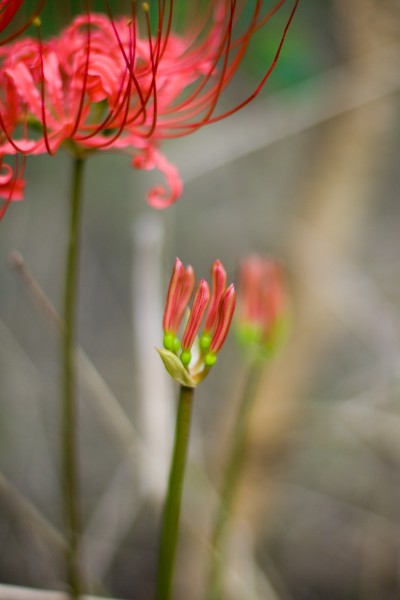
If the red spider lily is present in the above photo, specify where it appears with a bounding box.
[0,0,299,217]
[204,260,227,334]
[181,278,210,359]
[161,258,235,383]
[209,284,236,356]
[236,255,288,358]
[163,258,196,352]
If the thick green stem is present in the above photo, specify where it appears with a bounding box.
[156,385,195,600]
[206,364,263,600]
[62,156,85,598]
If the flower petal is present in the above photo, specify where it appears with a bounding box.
[157,347,197,387]
[133,146,183,209]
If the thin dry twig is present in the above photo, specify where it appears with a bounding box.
[9,250,167,584]
[0,471,65,552]
[9,251,147,455]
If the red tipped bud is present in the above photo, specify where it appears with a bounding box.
[204,259,227,333]
[171,265,195,333]
[209,284,236,354]
[162,257,186,333]
[181,278,210,352]
[163,259,195,336]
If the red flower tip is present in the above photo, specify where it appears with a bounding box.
[204,259,227,333]
[181,278,210,353]
[162,257,186,333]
[209,283,236,354]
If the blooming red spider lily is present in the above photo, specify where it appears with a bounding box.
[0,0,299,217]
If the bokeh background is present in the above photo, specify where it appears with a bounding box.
[0,1,400,599]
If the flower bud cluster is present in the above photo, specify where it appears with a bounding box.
[236,255,289,361]
[159,258,235,386]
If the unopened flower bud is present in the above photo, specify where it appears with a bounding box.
[158,259,236,386]
[209,284,236,353]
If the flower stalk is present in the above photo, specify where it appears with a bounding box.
[206,363,263,600]
[206,255,290,599]
[156,258,236,597]
[156,384,195,600]
[62,155,85,598]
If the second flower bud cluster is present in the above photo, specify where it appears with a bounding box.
[162,258,235,379]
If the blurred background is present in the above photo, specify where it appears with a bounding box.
[0,0,400,598]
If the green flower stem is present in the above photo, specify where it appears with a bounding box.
[156,385,195,600]
[206,363,263,600]
[62,156,86,598]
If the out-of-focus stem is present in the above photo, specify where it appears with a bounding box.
[156,385,195,600]
[0,583,123,600]
[62,156,85,598]
[206,363,263,600]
